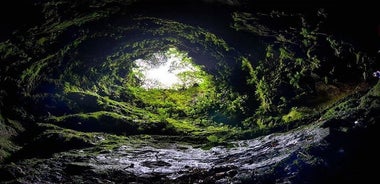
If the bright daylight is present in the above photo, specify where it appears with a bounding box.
[132,47,203,89]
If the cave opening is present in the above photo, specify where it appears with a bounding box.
[131,47,205,90]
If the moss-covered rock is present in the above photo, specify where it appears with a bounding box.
[0,115,24,162]
[0,3,377,183]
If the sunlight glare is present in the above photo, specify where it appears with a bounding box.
[133,48,202,89]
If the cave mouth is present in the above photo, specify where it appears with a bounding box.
[131,47,205,90]
[123,46,225,134]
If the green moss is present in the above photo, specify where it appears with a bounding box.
[322,98,357,119]
[300,28,317,47]
[37,37,49,46]
[37,123,95,142]
[231,10,374,129]
[206,135,220,143]
[20,54,55,90]
[279,47,294,61]
[358,81,380,111]
[166,118,201,134]
[368,81,380,97]
[32,15,241,137]
[11,7,374,143]
[6,119,24,132]
[0,138,18,161]
[0,41,27,60]
[231,12,270,36]
[282,107,304,123]
[4,123,98,159]
[204,124,226,133]
[289,72,302,89]
[326,36,342,56]
[241,57,257,84]
[203,32,230,51]
[241,57,272,112]
[49,111,128,122]
[60,71,237,136]
[47,12,106,33]
[137,17,230,52]
[0,117,23,162]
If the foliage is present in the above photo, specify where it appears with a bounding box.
[234,10,375,129]
[231,12,270,36]
[282,107,304,123]
[206,135,221,143]
[0,116,23,162]
[0,3,377,153]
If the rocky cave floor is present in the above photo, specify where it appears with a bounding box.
[1,81,379,183]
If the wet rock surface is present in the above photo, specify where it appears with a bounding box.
[0,122,329,183]
[90,123,327,181]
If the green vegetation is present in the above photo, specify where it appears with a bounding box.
[282,107,304,123]
[320,81,380,123]
[231,12,270,36]
[0,116,23,161]
[36,123,95,145]
[140,17,230,52]
[47,12,106,33]
[0,4,377,162]
[8,10,371,143]
[37,37,242,141]
[20,54,53,90]
[131,47,207,90]
[233,10,375,131]
[322,98,358,120]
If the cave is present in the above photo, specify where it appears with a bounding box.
[0,0,379,183]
